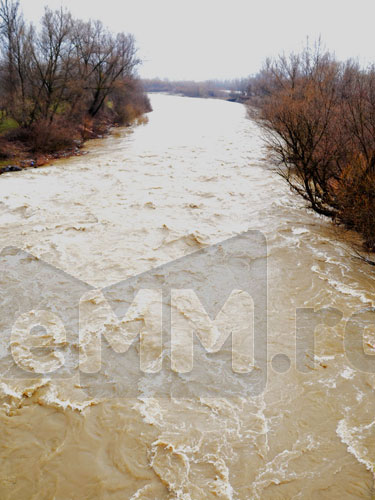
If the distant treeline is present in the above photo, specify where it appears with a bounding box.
[0,0,151,159]
[142,78,250,102]
[247,43,375,252]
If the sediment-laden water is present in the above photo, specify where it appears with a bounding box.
[0,94,374,499]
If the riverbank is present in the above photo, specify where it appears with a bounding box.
[0,114,149,175]
[0,144,87,174]
[147,89,248,103]
[248,46,375,253]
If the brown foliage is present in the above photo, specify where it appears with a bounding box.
[111,78,151,125]
[335,155,375,250]
[7,117,76,152]
[27,119,77,153]
[0,0,150,155]
[249,43,375,250]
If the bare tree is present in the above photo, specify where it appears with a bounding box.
[249,43,375,250]
[249,45,345,217]
[0,1,149,153]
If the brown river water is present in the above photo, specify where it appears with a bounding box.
[0,94,374,499]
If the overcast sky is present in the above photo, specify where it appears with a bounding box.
[18,0,375,81]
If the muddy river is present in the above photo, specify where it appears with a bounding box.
[0,94,374,499]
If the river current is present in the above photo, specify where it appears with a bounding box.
[0,94,374,499]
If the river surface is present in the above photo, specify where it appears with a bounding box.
[0,94,374,499]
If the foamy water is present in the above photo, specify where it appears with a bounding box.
[0,94,374,499]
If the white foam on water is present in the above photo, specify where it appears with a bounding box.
[340,367,356,380]
[292,227,309,235]
[327,278,372,304]
[336,419,375,473]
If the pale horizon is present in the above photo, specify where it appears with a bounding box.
[17,0,375,81]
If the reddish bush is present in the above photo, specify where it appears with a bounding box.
[335,155,375,250]
[9,118,77,153]
[249,44,375,250]
[0,0,150,155]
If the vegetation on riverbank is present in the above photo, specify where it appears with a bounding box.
[247,43,375,251]
[142,78,249,102]
[0,0,151,171]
